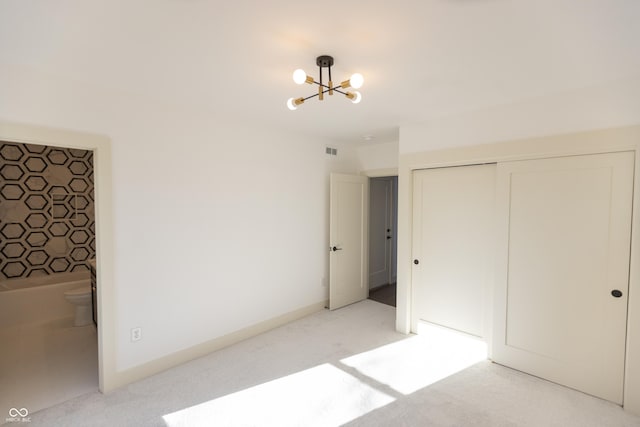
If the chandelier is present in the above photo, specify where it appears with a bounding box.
[287,55,364,110]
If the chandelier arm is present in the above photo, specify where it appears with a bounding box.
[326,88,347,95]
[296,87,347,102]
[300,86,347,96]
[313,81,347,93]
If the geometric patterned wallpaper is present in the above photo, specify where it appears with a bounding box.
[0,141,95,281]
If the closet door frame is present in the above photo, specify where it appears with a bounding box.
[395,126,640,414]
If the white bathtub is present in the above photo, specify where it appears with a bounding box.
[0,271,91,327]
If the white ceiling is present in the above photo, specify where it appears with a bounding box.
[1,0,640,145]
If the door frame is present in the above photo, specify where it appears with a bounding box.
[368,175,398,291]
[0,120,117,393]
[396,126,640,413]
[361,169,399,299]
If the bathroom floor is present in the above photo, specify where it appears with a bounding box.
[0,316,98,421]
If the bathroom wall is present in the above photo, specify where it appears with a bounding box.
[0,142,95,281]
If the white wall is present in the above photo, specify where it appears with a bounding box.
[400,74,640,154]
[356,141,399,173]
[109,117,354,371]
[0,61,359,385]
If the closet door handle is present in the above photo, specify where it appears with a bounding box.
[332,246,342,252]
[611,290,623,298]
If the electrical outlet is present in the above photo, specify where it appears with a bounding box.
[131,327,142,342]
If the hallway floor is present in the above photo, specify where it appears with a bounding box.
[0,316,98,422]
[368,283,396,307]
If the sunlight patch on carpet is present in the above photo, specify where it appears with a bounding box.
[341,322,488,395]
[162,363,394,427]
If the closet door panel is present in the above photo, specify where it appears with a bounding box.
[411,164,496,337]
[493,152,634,404]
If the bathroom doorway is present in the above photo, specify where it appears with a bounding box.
[0,140,99,417]
[368,176,398,307]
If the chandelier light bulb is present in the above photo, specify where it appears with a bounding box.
[350,73,364,89]
[293,69,307,85]
[287,97,305,110]
[351,91,362,104]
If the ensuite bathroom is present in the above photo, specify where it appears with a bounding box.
[0,141,98,419]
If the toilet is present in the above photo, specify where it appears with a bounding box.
[64,287,92,326]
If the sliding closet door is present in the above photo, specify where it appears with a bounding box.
[411,164,495,337]
[493,152,634,404]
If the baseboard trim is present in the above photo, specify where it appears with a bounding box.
[103,301,327,393]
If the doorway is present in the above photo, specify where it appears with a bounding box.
[368,176,398,307]
[0,139,99,416]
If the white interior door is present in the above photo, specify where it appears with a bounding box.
[369,177,393,289]
[492,152,634,404]
[330,173,368,310]
[411,164,496,337]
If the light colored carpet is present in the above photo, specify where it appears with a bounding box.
[20,300,640,426]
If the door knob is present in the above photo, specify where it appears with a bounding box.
[332,246,342,252]
[414,259,419,265]
[611,290,623,298]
